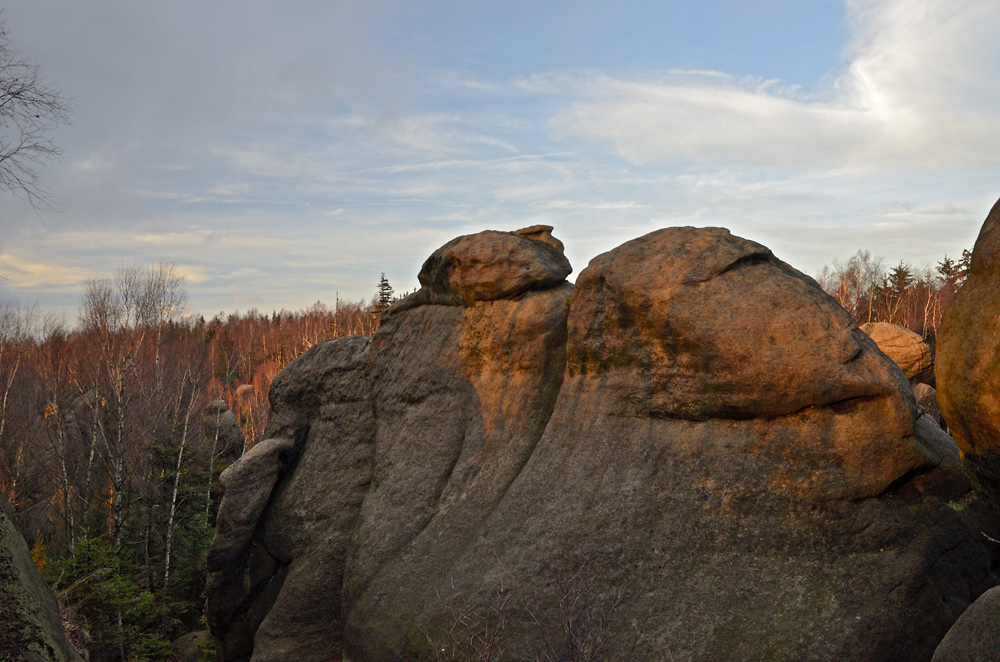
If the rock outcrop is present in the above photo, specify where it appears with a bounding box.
[204,400,246,464]
[0,495,83,662]
[860,321,935,384]
[938,196,1000,505]
[209,225,998,662]
[931,585,1000,662]
[913,382,944,427]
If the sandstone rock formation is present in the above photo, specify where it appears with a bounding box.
[860,321,935,384]
[208,225,998,662]
[0,495,83,662]
[931,585,1000,662]
[204,400,246,464]
[913,382,944,427]
[938,196,1000,505]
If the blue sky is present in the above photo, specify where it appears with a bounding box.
[1,0,998,320]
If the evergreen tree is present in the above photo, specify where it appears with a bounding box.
[881,261,914,325]
[936,255,959,287]
[887,261,914,296]
[957,248,973,284]
[376,273,394,312]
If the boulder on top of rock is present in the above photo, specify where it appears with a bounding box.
[937,195,1000,504]
[860,322,934,384]
[401,226,572,308]
[572,229,913,423]
[209,224,998,662]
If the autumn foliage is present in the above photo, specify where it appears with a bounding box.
[0,264,388,660]
[815,248,971,339]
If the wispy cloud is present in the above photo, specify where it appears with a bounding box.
[554,0,1000,170]
[0,254,91,288]
[2,0,999,320]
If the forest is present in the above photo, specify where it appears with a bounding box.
[0,264,396,661]
[0,250,968,661]
[815,248,971,338]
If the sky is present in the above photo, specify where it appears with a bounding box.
[2,0,1000,321]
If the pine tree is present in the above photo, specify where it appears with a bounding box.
[957,249,973,284]
[936,256,961,289]
[882,261,914,325]
[376,273,394,312]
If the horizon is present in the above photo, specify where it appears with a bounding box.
[1,0,998,321]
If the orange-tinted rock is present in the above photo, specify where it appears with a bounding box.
[404,226,571,307]
[913,382,944,427]
[861,322,934,383]
[937,196,1000,503]
[209,225,998,662]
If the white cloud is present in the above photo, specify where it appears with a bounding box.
[0,254,91,288]
[554,0,1000,170]
[3,0,998,321]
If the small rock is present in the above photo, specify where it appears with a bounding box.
[860,322,934,383]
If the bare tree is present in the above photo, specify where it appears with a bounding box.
[36,317,80,556]
[163,374,200,585]
[0,299,34,450]
[817,250,885,323]
[0,299,35,506]
[0,15,70,206]
[77,262,187,559]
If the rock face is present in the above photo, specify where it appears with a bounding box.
[860,321,935,384]
[938,196,1000,504]
[208,225,998,662]
[0,495,83,662]
[913,383,944,427]
[204,400,246,464]
[931,585,1000,662]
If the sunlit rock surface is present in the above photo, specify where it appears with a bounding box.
[938,195,1000,505]
[208,225,998,662]
[860,321,935,384]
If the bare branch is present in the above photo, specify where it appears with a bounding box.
[0,14,71,207]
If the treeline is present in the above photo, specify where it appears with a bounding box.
[0,263,394,661]
[815,248,971,339]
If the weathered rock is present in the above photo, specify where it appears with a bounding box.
[938,196,1000,504]
[204,400,245,463]
[931,585,1000,661]
[209,225,999,662]
[206,335,373,662]
[398,226,572,308]
[914,382,944,427]
[345,270,572,656]
[0,496,83,662]
[392,228,989,662]
[861,322,935,384]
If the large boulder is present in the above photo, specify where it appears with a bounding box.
[937,196,1000,504]
[931,585,1000,661]
[860,321,935,384]
[208,226,998,662]
[0,496,83,662]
